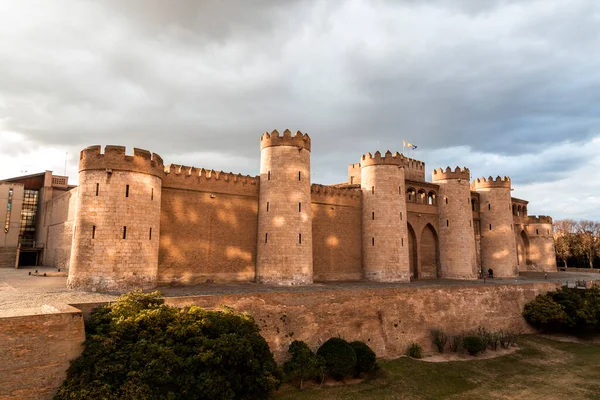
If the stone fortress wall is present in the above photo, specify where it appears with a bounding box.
[39,130,557,291]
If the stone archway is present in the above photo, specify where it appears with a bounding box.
[420,224,439,279]
[408,223,417,279]
[516,230,530,268]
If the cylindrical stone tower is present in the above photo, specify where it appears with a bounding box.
[472,176,518,278]
[256,129,313,285]
[360,151,410,282]
[526,215,557,272]
[432,167,477,280]
[67,145,164,292]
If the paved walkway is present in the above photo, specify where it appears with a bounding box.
[0,267,597,318]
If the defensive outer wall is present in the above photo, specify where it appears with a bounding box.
[27,129,558,292]
[0,281,566,400]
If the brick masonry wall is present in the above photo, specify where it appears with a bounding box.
[68,170,162,291]
[43,188,77,270]
[0,307,85,400]
[361,165,410,282]
[477,187,518,277]
[435,178,478,279]
[256,145,313,285]
[163,282,561,362]
[311,192,362,281]
[526,223,557,272]
[157,187,258,284]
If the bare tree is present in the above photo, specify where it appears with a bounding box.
[574,220,600,269]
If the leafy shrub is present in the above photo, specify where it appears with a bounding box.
[350,341,377,376]
[449,334,464,353]
[488,331,500,351]
[499,330,518,349]
[431,329,449,353]
[463,335,486,356]
[406,343,423,359]
[55,290,281,400]
[523,286,600,334]
[284,340,325,389]
[317,338,357,380]
[523,294,568,331]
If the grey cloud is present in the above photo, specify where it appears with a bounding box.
[0,0,599,206]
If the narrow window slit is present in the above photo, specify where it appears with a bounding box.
[125,184,129,198]
[265,233,268,243]
[267,202,270,212]
[95,183,99,196]
[92,225,96,239]
[299,202,302,212]
[372,237,375,246]
[299,233,302,244]
[123,226,127,239]
[149,228,152,240]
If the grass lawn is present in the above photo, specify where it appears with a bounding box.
[274,335,600,400]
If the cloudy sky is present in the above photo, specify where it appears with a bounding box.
[1,0,599,219]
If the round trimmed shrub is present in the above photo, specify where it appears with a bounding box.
[283,340,325,388]
[350,341,377,375]
[463,335,486,355]
[55,290,281,400]
[317,338,357,380]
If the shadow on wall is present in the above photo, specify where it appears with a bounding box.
[158,189,258,285]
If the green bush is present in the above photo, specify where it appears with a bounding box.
[449,334,464,353]
[431,329,449,353]
[523,294,568,331]
[523,286,600,334]
[406,343,423,359]
[317,338,357,380]
[283,340,325,389]
[350,341,377,376]
[499,330,518,349]
[55,291,281,400]
[463,335,486,356]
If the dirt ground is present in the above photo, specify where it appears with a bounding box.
[0,267,597,318]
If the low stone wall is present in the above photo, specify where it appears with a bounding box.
[1,281,561,398]
[559,267,600,274]
[0,306,85,400]
[164,282,560,361]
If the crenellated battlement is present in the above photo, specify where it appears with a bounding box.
[79,145,164,178]
[431,166,470,182]
[471,176,511,190]
[359,152,426,169]
[528,215,553,224]
[311,184,361,199]
[260,129,311,151]
[163,164,259,196]
[361,151,403,167]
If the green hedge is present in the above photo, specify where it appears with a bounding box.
[523,286,600,334]
[54,291,281,400]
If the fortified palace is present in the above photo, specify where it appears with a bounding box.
[0,130,556,291]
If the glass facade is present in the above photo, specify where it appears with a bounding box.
[19,189,38,245]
